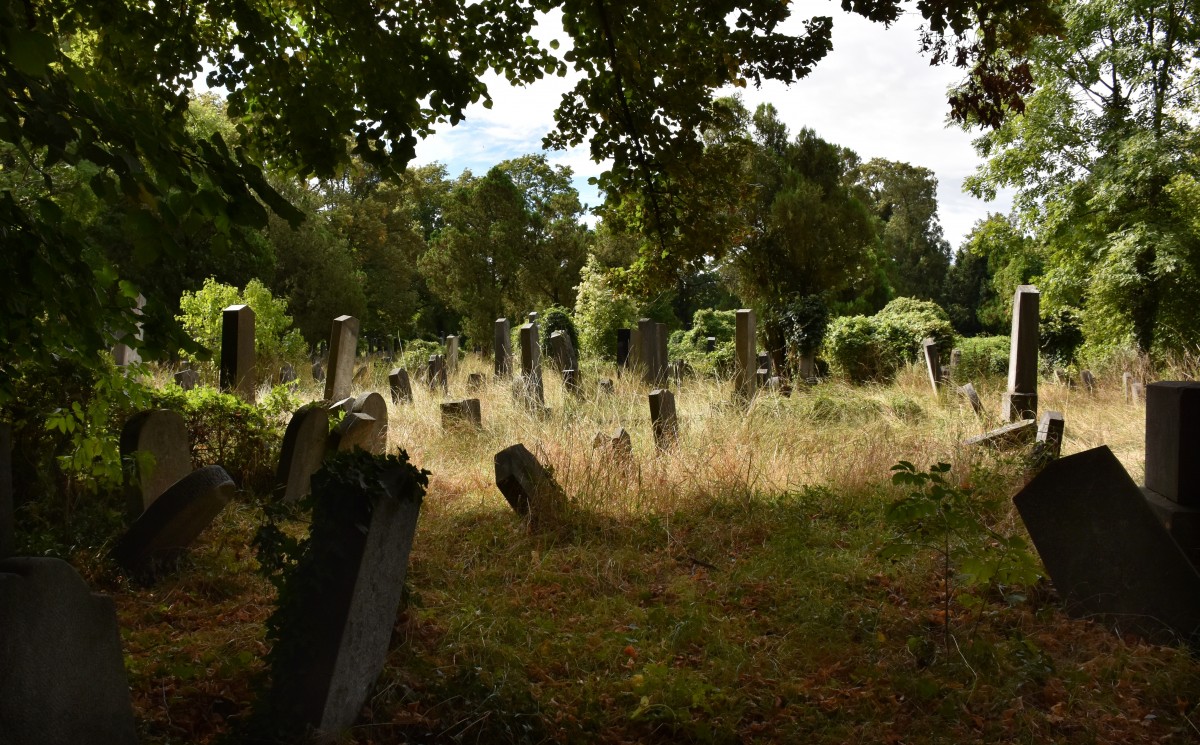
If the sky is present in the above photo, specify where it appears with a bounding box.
[412,5,1015,250]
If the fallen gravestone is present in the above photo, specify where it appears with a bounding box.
[324,315,360,402]
[0,557,138,744]
[963,419,1037,449]
[274,404,330,504]
[442,399,482,429]
[257,451,425,740]
[649,389,678,450]
[174,367,199,391]
[494,444,568,532]
[120,409,192,516]
[1014,445,1200,644]
[221,304,256,401]
[960,383,984,416]
[388,368,413,404]
[112,465,236,578]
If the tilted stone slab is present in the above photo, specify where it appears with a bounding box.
[274,404,330,504]
[549,330,577,371]
[324,315,360,402]
[1014,446,1200,644]
[494,444,568,532]
[649,389,678,450]
[112,465,235,577]
[0,557,137,745]
[963,419,1036,450]
[120,409,192,516]
[922,337,940,394]
[959,383,984,417]
[388,368,412,404]
[1035,410,1065,461]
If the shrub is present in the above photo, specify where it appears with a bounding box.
[824,298,956,383]
[539,305,579,358]
[1041,306,1084,367]
[955,336,1009,380]
[574,256,638,360]
[668,309,736,375]
[875,297,957,360]
[177,278,307,376]
[397,339,444,373]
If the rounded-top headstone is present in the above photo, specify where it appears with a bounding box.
[120,410,192,516]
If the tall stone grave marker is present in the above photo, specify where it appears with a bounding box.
[494,318,512,376]
[274,404,329,504]
[519,322,544,407]
[1142,383,1200,565]
[922,337,941,394]
[1,423,12,557]
[550,330,578,371]
[1001,285,1039,422]
[0,557,138,744]
[324,315,359,402]
[388,368,413,404]
[649,389,678,450]
[220,304,256,401]
[495,444,568,533]
[120,410,192,516]
[445,335,460,374]
[628,326,642,373]
[735,309,757,401]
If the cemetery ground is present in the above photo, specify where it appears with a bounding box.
[56,359,1200,743]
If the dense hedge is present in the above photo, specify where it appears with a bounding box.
[824,298,956,383]
[954,336,1009,380]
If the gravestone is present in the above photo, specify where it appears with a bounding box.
[797,351,815,380]
[593,427,633,459]
[1001,286,1039,422]
[963,419,1037,450]
[948,348,961,379]
[1145,382,1200,505]
[112,465,235,578]
[649,389,678,450]
[756,351,772,374]
[922,337,941,394]
[220,304,256,401]
[274,404,329,504]
[426,354,447,394]
[1081,369,1097,393]
[549,330,578,371]
[173,367,199,391]
[442,399,482,429]
[352,365,368,384]
[527,311,539,323]
[278,364,298,385]
[735,309,756,401]
[324,315,360,402]
[705,336,716,353]
[756,367,770,387]
[960,383,984,417]
[312,360,325,382]
[445,335,460,374]
[563,368,583,397]
[1,423,12,557]
[519,323,544,407]
[495,318,512,377]
[259,455,424,739]
[1034,410,1066,461]
[120,409,192,516]
[388,368,413,404]
[1131,381,1145,405]
[350,393,388,455]
[333,413,378,454]
[1123,372,1134,402]
[628,327,642,373]
[616,329,631,375]
[1014,446,1200,643]
[0,557,138,744]
[598,377,615,394]
[494,444,568,532]
[112,293,145,367]
[467,372,486,392]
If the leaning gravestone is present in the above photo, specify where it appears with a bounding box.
[442,399,482,430]
[959,383,984,417]
[1081,369,1097,394]
[274,404,330,504]
[221,304,256,401]
[112,293,145,367]
[111,464,236,578]
[174,367,199,391]
[1014,445,1200,644]
[649,389,678,450]
[1034,410,1066,461]
[388,367,413,404]
[922,337,941,395]
[1001,286,1039,422]
[324,315,360,402]
[351,393,388,455]
[120,409,192,516]
[0,557,138,744]
[495,318,512,377]
[735,309,756,401]
[257,452,425,740]
[494,444,568,533]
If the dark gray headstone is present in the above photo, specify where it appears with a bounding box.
[705,336,716,353]
[120,409,192,516]
[1145,382,1200,507]
[274,404,330,504]
[445,335,460,374]
[0,557,137,744]
[494,444,568,532]
[519,323,544,407]
[1035,410,1065,461]
[960,383,984,416]
[278,363,298,385]
[1014,446,1200,643]
[1,423,11,557]
[260,457,424,738]
[1081,369,1097,393]
[312,360,326,382]
[442,399,482,430]
[220,304,256,401]
[616,329,631,372]
[495,318,512,377]
[112,464,235,578]
[963,419,1037,449]
[388,368,413,405]
[649,389,678,450]
[755,367,770,388]
[173,367,199,391]
[549,330,578,371]
[324,315,360,402]
[426,354,447,394]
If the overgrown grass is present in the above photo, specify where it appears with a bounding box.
[110,357,1200,743]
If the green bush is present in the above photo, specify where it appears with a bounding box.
[875,297,957,359]
[397,339,443,373]
[539,305,579,358]
[955,336,1009,380]
[1041,306,1084,366]
[824,298,956,383]
[668,309,736,375]
[177,278,307,376]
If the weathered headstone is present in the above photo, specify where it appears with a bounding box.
[1131,381,1145,405]
[274,404,329,504]
[549,330,578,371]
[598,377,615,394]
[388,368,413,404]
[628,327,642,373]
[0,557,138,744]
[1081,369,1097,393]
[426,354,447,394]
[324,315,360,402]
[963,419,1037,449]
[259,454,424,739]
[527,311,539,324]
[278,363,298,385]
[756,351,772,374]
[352,364,369,384]
[1001,286,1039,422]
[312,359,325,382]
[735,309,756,401]
[960,383,984,417]
[922,337,941,394]
[1123,372,1134,402]
[112,465,235,577]
[441,399,482,429]
[494,444,568,532]
[593,427,633,459]
[519,323,544,407]
[756,367,770,388]
[494,318,512,377]
[1,423,12,557]
[445,335,460,374]
[120,409,192,516]
[351,393,388,455]
[333,413,378,454]
[220,304,256,401]
[173,367,199,391]
[466,372,486,392]
[948,348,961,380]
[1014,446,1200,643]
[1034,410,1065,461]
[649,389,678,450]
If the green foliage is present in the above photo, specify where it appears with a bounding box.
[574,255,638,360]
[825,298,955,383]
[954,336,1010,380]
[875,297,957,356]
[1041,306,1084,366]
[762,293,830,373]
[538,305,579,358]
[668,309,737,375]
[397,339,444,373]
[176,278,307,377]
[882,461,1041,649]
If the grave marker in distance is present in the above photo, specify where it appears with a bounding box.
[495,318,513,376]
[324,315,359,402]
[649,389,678,450]
[220,304,256,401]
[388,368,413,404]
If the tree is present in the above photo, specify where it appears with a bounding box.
[944,213,1040,335]
[965,0,1200,356]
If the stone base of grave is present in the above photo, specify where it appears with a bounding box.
[963,419,1037,450]
[442,399,482,429]
[1143,488,1200,569]
[1001,391,1037,422]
